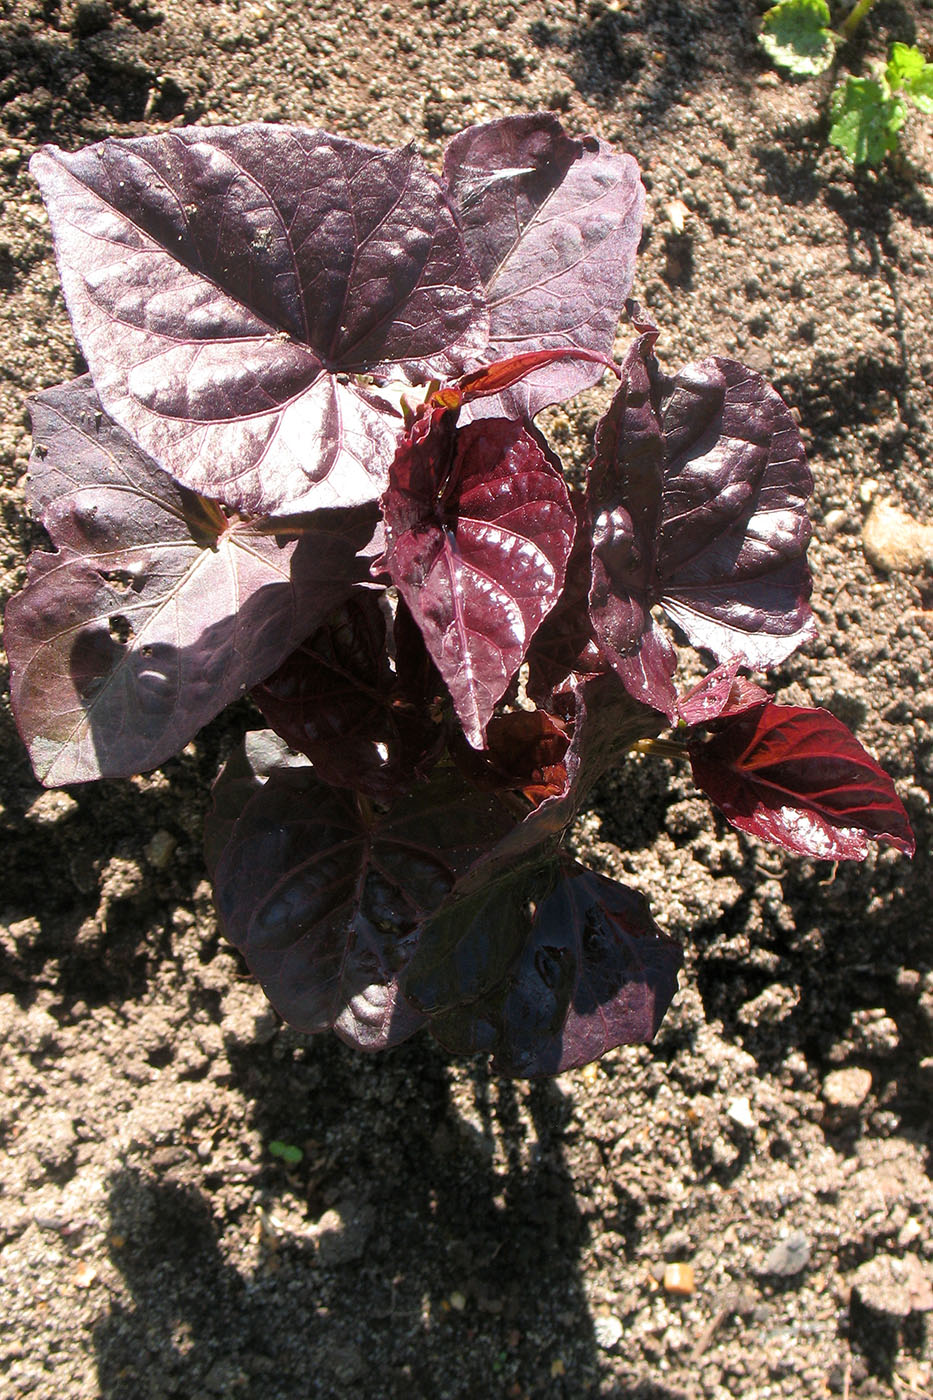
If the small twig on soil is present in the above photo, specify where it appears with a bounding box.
[893,1373,933,1400]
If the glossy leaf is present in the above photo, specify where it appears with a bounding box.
[383,408,576,747]
[688,703,916,860]
[4,380,373,785]
[588,326,815,714]
[31,125,488,517]
[428,861,683,1076]
[251,591,445,801]
[444,114,645,419]
[212,757,513,1050]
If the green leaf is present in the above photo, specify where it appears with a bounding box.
[886,42,933,114]
[268,1139,303,1165]
[829,77,907,166]
[759,0,837,77]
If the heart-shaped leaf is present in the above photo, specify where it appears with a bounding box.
[444,114,645,419]
[4,379,372,784]
[688,703,916,860]
[427,861,683,1076]
[383,408,576,747]
[31,125,488,517]
[588,322,815,713]
[211,753,513,1050]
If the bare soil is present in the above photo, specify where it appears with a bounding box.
[1,1,932,1397]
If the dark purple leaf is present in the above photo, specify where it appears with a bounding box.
[403,674,663,1014]
[251,592,445,801]
[4,379,372,784]
[588,327,815,710]
[383,408,576,747]
[525,488,608,705]
[30,125,488,517]
[428,861,683,1076]
[204,729,304,879]
[212,757,513,1051]
[688,703,916,860]
[677,658,771,727]
[588,329,679,717]
[444,114,645,419]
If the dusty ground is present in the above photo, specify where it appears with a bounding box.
[1,0,932,1397]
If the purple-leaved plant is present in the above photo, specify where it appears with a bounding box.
[4,115,914,1076]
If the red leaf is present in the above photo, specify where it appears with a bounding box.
[383,408,576,747]
[688,704,915,860]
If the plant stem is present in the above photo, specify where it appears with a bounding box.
[631,737,689,762]
[839,0,877,42]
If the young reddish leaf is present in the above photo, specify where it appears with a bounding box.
[452,708,570,805]
[588,326,815,711]
[30,126,488,518]
[677,658,771,726]
[447,347,618,409]
[688,704,915,860]
[251,592,445,802]
[427,862,683,1077]
[444,113,645,419]
[383,408,576,748]
[4,379,372,785]
[211,758,514,1051]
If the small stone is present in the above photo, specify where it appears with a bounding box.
[663,1262,695,1295]
[759,1229,810,1278]
[72,1261,97,1288]
[661,1227,691,1261]
[593,1313,623,1350]
[0,146,22,169]
[145,829,176,869]
[822,508,847,539]
[449,1290,467,1311]
[850,1254,933,1320]
[726,1096,755,1130]
[822,1067,872,1111]
[26,790,78,826]
[862,499,933,574]
[666,198,690,233]
[550,1358,566,1378]
[312,1202,375,1267]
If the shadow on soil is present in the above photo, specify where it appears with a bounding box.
[92,1043,690,1399]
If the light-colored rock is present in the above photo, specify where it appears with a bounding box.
[593,1313,623,1350]
[822,1066,872,1110]
[862,499,933,574]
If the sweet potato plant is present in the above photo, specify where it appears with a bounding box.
[4,115,914,1076]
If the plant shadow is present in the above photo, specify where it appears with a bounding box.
[92,1038,692,1398]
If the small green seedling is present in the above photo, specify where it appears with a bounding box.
[759,0,838,77]
[759,0,933,166]
[268,1140,303,1166]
